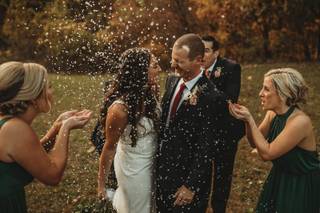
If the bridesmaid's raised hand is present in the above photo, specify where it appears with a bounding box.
[53,110,79,131]
[62,110,92,130]
[229,103,252,122]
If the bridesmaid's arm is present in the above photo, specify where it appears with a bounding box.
[246,114,310,160]
[5,112,91,185]
[230,103,309,161]
[245,115,272,160]
[41,110,80,151]
[40,124,59,151]
[97,103,128,199]
[245,110,274,148]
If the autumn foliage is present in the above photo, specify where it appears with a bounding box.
[0,0,319,73]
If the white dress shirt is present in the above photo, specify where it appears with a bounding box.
[205,59,217,75]
[166,71,203,126]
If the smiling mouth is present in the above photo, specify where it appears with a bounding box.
[174,67,183,73]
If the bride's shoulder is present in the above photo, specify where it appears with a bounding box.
[107,100,128,121]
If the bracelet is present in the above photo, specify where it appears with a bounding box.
[42,137,56,152]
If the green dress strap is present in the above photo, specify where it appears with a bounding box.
[0,116,14,127]
[267,105,295,142]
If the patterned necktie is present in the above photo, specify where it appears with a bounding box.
[169,83,186,120]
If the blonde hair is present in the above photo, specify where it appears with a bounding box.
[265,68,308,106]
[0,61,48,115]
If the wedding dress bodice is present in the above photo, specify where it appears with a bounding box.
[111,99,158,213]
[112,100,157,176]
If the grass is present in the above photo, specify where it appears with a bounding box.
[26,63,320,213]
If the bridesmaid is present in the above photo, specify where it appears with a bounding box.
[0,62,92,213]
[229,68,320,213]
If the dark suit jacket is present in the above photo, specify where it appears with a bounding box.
[156,74,227,211]
[207,56,245,146]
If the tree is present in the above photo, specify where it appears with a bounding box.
[0,0,10,50]
[283,0,320,61]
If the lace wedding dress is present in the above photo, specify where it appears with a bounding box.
[111,100,157,213]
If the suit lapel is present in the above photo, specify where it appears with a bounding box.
[161,76,180,123]
[173,74,208,121]
[209,56,223,80]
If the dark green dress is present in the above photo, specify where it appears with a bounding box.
[256,106,320,213]
[0,118,33,213]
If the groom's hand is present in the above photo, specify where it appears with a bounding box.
[173,185,195,206]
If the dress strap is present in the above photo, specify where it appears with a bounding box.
[0,117,13,128]
[110,99,127,108]
[267,106,296,142]
[277,105,295,119]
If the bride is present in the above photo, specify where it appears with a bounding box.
[97,47,161,213]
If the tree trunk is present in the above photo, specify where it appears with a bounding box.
[172,0,191,32]
[317,33,320,62]
[304,42,311,61]
[0,0,9,50]
[262,26,272,60]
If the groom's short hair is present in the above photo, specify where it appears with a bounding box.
[174,33,205,60]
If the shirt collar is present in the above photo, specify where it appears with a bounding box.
[207,59,217,72]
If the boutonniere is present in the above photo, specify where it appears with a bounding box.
[186,84,207,106]
[214,67,222,78]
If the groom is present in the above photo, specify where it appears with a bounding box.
[156,33,227,212]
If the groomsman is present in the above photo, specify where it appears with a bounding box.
[202,35,245,213]
[156,33,227,212]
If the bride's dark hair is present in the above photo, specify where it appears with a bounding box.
[100,47,158,147]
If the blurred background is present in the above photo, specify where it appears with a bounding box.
[0,0,319,74]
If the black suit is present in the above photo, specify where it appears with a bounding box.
[207,56,245,213]
[156,74,227,212]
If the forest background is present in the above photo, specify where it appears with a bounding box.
[0,0,320,72]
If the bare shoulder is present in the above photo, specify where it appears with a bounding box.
[287,109,312,130]
[288,109,316,149]
[106,102,128,125]
[0,118,39,157]
[105,102,129,143]
[1,118,37,142]
[108,102,128,118]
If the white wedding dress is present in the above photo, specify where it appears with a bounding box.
[111,100,157,213]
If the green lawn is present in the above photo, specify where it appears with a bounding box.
[26,63,320,213]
